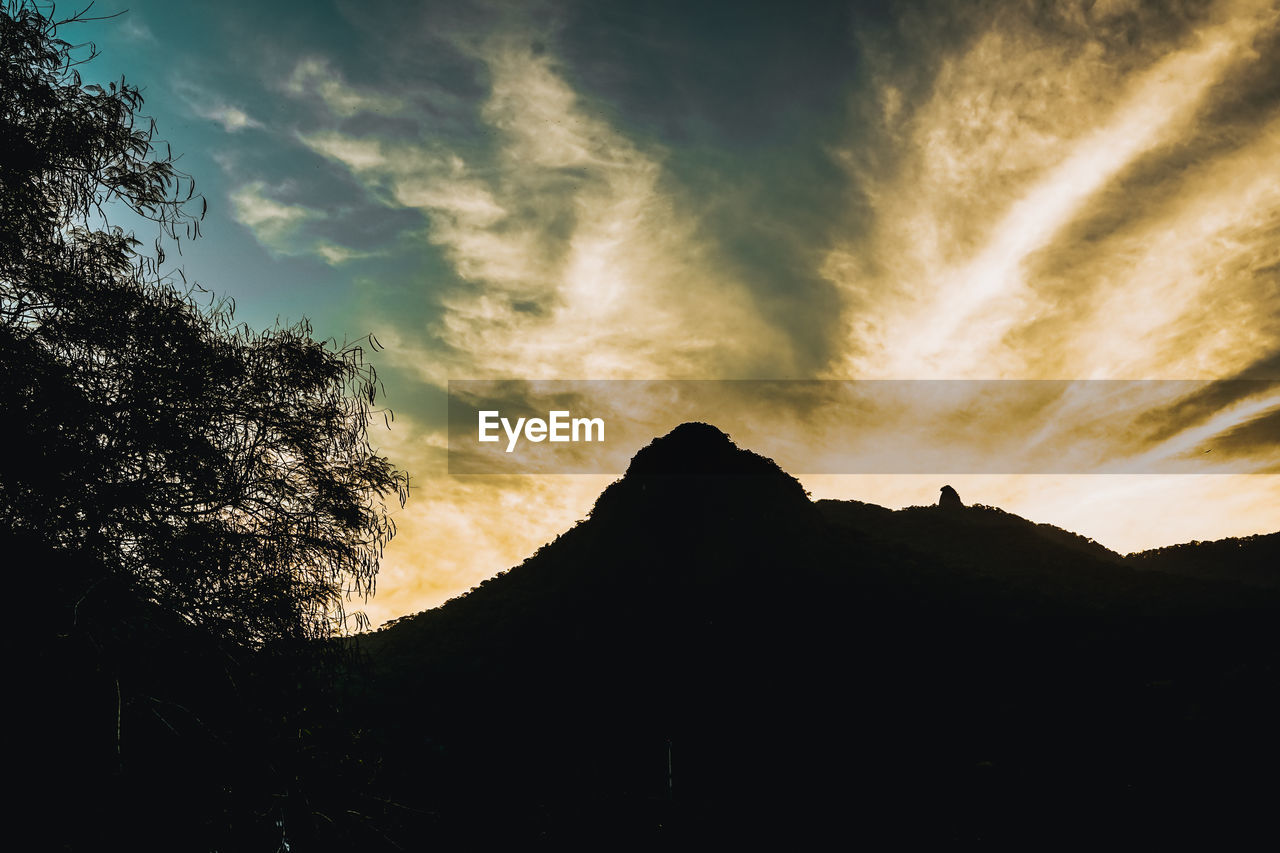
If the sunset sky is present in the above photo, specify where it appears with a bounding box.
[79,0,1278,628]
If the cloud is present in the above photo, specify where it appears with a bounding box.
[302,133,387,171]
[796,0,1280,494]
[116,17,154,43]
[229,181,319,249]
[229,182,371,266]
[174,81,263,133]
[743,0,1280,516]
[314,241,375,265]
[285,57,404,118]
[826,0,1280,382]
[300,35,795,383]
[200,104,261,133]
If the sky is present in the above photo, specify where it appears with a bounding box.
[73,0,1279,629]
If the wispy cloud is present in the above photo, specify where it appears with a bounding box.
[314,241,375,265]
[228,181,372,266]
[116,17,154,43]
[201,103,260,133]
[826,0,1280,382]
[229,181,319,250]
[174,80,263,133]
[285,58,403,118]
[298,35,794,382]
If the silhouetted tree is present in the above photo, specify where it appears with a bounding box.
[1,0,408,647]
[4,4,411,846]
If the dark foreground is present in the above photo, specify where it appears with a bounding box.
[36,424,1280,848]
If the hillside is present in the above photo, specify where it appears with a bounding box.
[352,423,1280,846]
[1128,532,1280,589]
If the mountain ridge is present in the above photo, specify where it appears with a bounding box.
[372,421,1272,637]
[350,422,1280,845]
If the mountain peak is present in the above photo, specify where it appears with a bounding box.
[625,422,761,476]
[591,422,812,522]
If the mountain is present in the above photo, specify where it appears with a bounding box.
[352,423,1280,846]
[1128,532,1280,589]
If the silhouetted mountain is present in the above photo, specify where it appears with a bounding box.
[1127,532,1280,590]
[353,424,1280,847]
[365,423,824,674]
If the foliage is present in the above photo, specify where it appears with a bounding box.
[1,0,408,647]
[3,3,412,847]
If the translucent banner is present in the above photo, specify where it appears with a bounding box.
[446,379,1280,475]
